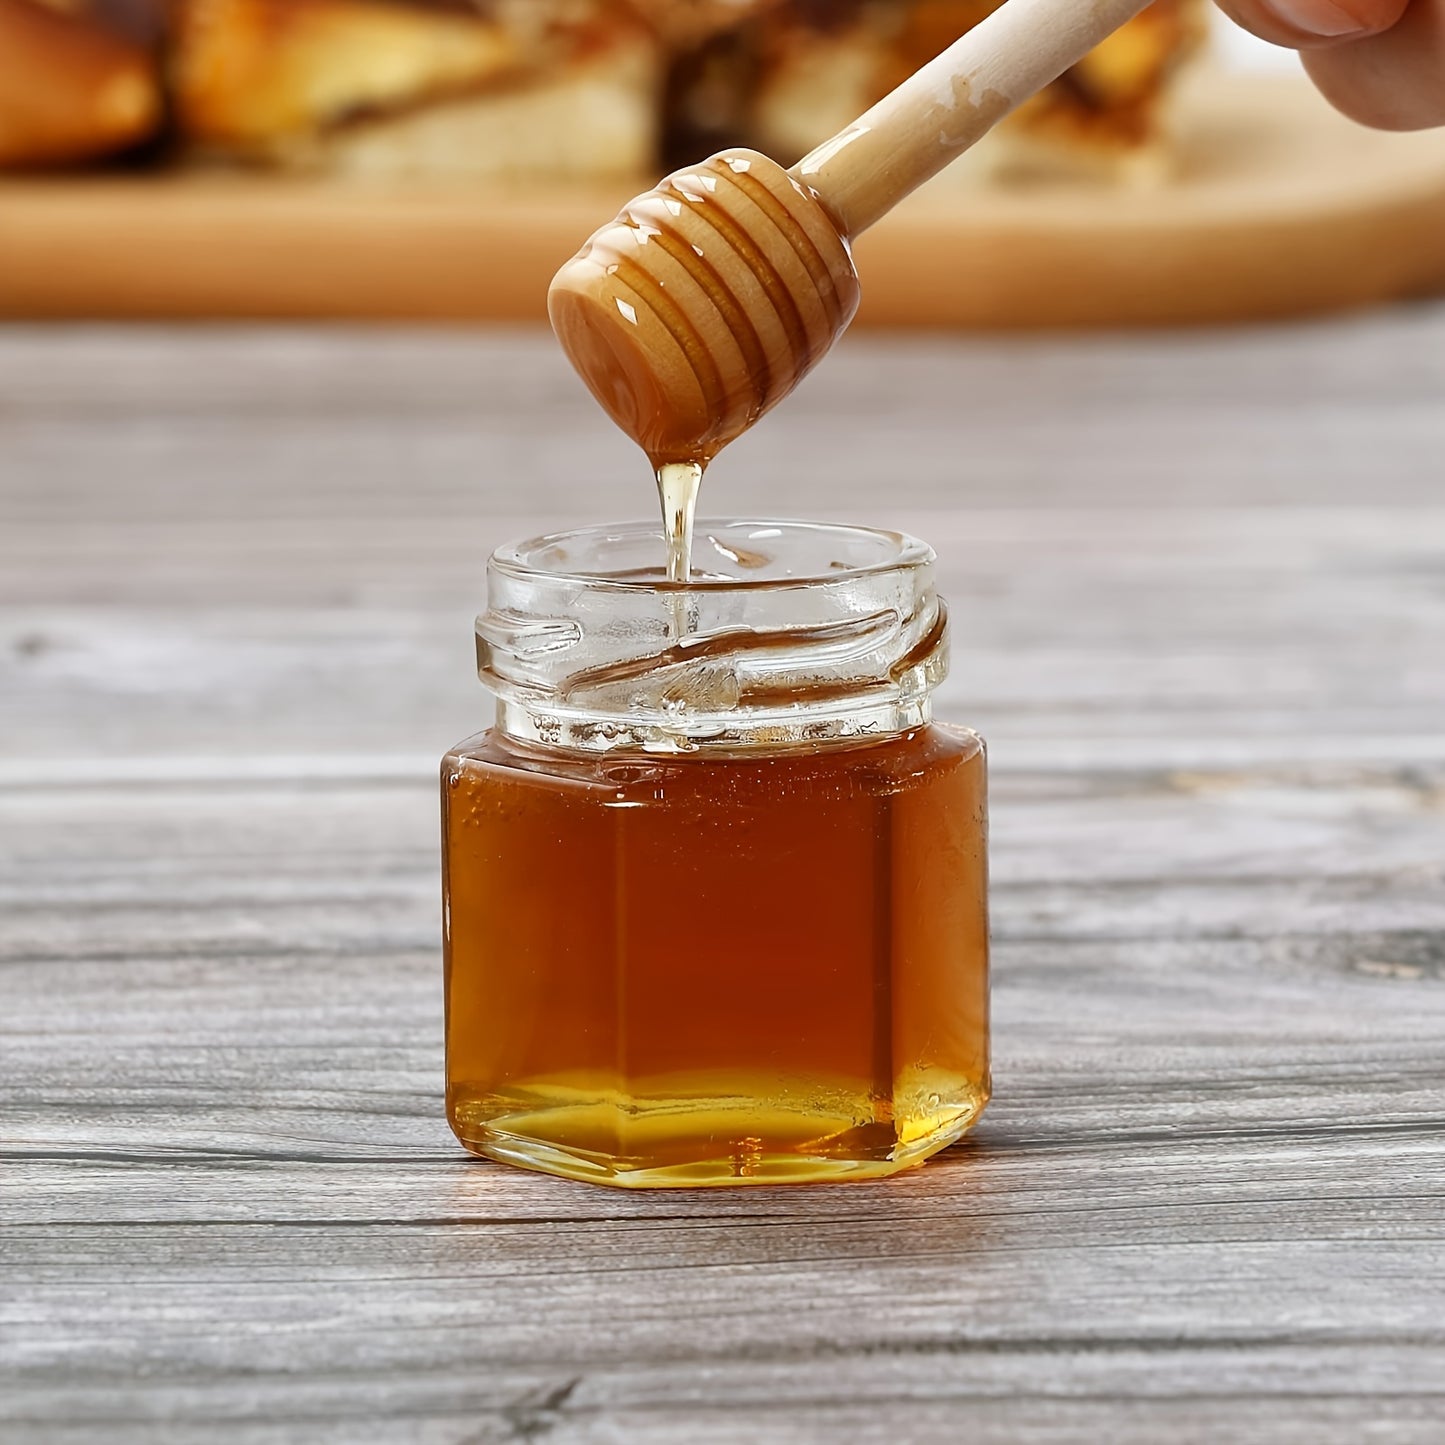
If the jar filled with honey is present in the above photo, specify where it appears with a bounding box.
[442,519,989,1187]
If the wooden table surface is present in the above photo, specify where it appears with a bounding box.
[3,312,1443,1444]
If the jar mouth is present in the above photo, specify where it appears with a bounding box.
[491,519,935,593]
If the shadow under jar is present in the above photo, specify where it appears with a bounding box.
[442,520,989,1187]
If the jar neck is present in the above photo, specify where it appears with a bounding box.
[492,693,935,754]
[476,520,949,756]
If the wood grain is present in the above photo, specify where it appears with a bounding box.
[2,311,1444,1444]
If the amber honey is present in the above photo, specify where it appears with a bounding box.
[443,723,989,1187]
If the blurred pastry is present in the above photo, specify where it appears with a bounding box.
[88,0,166,44]
[170,0,661,180]
[0,0,164,166]
[967,0,1205,179]
[662,0,1204,179]
[622,0,776,47]
[4,0,1205,186]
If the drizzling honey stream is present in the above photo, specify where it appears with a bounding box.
[656,460,702,585]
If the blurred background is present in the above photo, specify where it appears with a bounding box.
[3,0,1443,324]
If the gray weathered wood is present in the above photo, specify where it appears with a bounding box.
[2,312,1443,1444]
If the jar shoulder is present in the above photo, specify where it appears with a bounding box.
[442,723,983,796]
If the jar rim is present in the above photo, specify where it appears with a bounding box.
[490,518,935,594]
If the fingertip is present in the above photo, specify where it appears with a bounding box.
[1216,0,1406,46]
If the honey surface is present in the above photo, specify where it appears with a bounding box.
[443,725,990,1186]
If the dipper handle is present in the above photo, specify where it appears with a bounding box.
[790,0,1154,238]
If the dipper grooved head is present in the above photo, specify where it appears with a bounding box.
[548,150,861,469]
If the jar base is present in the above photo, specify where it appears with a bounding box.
[448,1076,989,1188]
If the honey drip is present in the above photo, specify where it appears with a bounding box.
[656,458,702,586]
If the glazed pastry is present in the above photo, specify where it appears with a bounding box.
[0,0,163,166]
[170,0,661,179]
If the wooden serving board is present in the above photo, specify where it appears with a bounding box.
[2,72,1443,327]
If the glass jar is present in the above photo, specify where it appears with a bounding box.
[442,520,989,1187]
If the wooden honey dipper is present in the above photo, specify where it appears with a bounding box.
[549,0,1154,473]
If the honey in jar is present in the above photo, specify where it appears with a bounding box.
[442,519,989,1186]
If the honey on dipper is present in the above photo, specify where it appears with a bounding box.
[548,147,861,582]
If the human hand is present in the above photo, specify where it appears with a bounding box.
[1215,0,1445,129]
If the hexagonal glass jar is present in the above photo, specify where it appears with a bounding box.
[442,520,989,1187]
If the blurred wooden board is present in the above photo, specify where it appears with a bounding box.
[2,72,1444,327]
